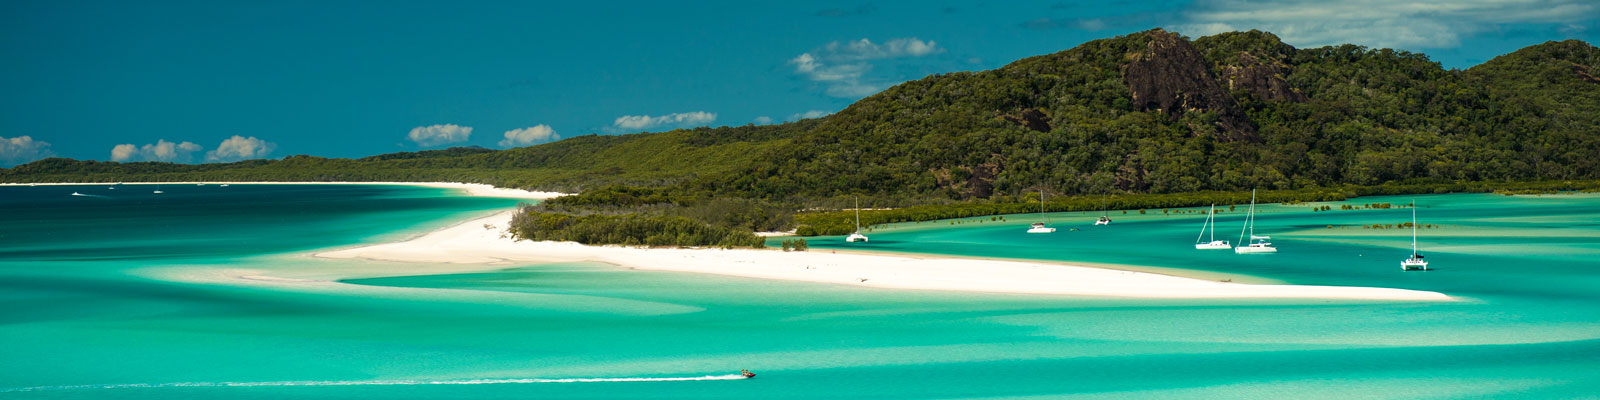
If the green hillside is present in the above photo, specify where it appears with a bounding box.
[6,29,1598,243]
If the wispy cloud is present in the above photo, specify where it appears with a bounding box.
[407,124,472,147]
[1171,0,1598,49]
[0,135,53,167]
[816,5,876,17]
[499,125,559,148]
[206,135,276,162]
[110,139,202,163]
[788,37,945,98]
[752,116,774,125]
[788,110,833,121]
[611,111,717,132]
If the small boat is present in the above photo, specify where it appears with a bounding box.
[197,183,205,186]
[1194,204,1231,249]
[846,196,869,242]
[1234,189,1277,254]
[153,184,164,194]
[1093,195,1112,225]
[1402,200,1429,271]
[220,184,230,187]
[107,186,116,190]
[1027,191,1056,233]
[740,369,756,378]
[71,191,84,196]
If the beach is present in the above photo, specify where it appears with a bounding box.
[313,210,1453,301]
[0,181,568,200]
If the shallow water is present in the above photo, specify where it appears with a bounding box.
[2,186,1597,399]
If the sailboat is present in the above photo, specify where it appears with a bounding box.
[152,184,164,194]
[1094,195,1112,225]
[1027,191,1056,233]
[1234,189,1276,254]
[1194,204,1231,249]
[846,196,869,243]
[1402,200,1429,271]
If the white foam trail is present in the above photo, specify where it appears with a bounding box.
[3,375,749,392]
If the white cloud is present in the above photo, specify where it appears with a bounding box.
[499,125,559,147]
[611,111,717,131]
[789,37,945,98]
[407,124,473,147]
[1173,0,1597,50]
[788,110,833,121]
[206,135,276,162]
[110,139,202,162]
[0,135,53,167]
[752,116,774,125]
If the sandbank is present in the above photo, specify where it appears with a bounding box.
[313,211,1453,301]
[1,181,567,200]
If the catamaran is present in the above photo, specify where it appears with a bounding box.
[1094,195,1112,225]
[1027,191,1056,233]
[1402,200,1429,271]
[1194,204,1231,249]
[846,196,869,242]
[1234,189,1276,254]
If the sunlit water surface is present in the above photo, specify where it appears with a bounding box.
[2,185,1596,399]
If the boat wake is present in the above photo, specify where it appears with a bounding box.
[70,192,107,198]
[3,375,749,392]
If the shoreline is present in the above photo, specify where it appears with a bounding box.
[1,181,568,200]
[310,210,1453,301]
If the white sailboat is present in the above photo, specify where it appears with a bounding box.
[1027,191,1056,233]
[1194,204,1231,249]
[1094,195,1112,225]
[1402,200,1429,271]
[153,184,164,194]
[846,196,869,243]
[1234,189,1276,254]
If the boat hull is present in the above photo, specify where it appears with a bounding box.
[1234,245,1277,254]
[1027,227,1056,233]
[845,233,869,243]
[1401,260,1429,271]
[1195,241,1232,250]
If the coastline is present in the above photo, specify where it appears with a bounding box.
[0,181,568,200]
[311,210,1453,301]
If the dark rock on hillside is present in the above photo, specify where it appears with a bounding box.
[1219,52,1308,102]
[1121,29,1259,142]
[1000,108,1052,132]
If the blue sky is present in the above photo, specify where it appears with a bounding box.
[2,0,1596,166]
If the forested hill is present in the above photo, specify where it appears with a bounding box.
[7,29,1599,202]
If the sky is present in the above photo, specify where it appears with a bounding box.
[2,0,1596,166]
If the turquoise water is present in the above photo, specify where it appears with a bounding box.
[2,186,1598,399]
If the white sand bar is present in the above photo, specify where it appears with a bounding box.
[316,211,1453,301]
[3,182,568,200]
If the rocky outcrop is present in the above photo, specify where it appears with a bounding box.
[1122,29,1259,142]
[1219,52,1308,102]
[1000,108,1052,132]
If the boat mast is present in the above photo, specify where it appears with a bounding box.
[1411,200,1419,257]
[1238,190,1255,245]
[1208,204,1216,242]
[1040,190,1048,225]
[854,196,861,233]
[1197,204,1212,244]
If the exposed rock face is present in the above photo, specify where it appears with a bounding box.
[1572,62,1600,84]
[1122,29,1259,142]
[1000,108,1052,132]
[1220,52,1308,102]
